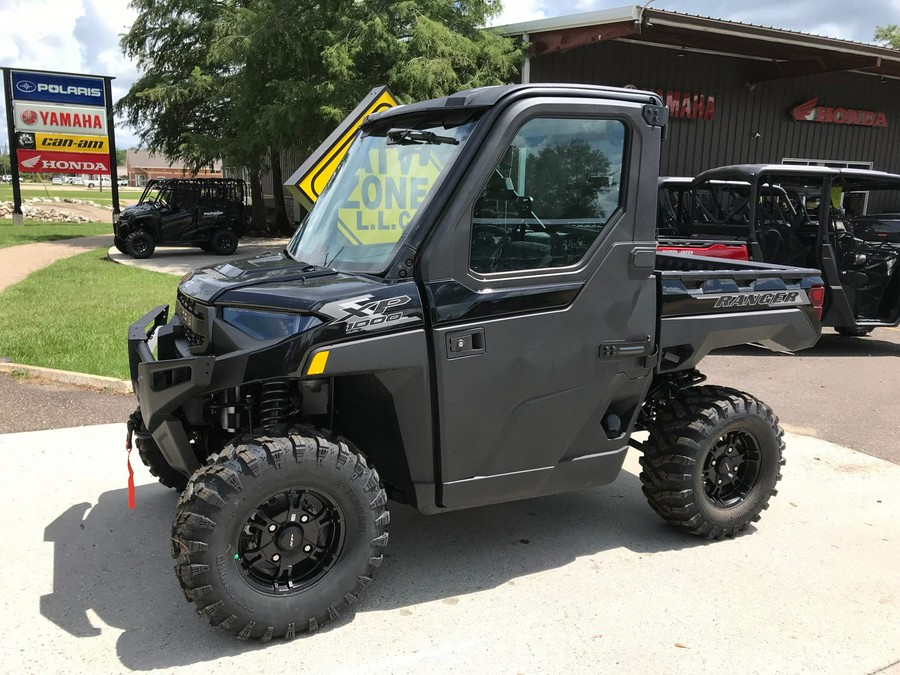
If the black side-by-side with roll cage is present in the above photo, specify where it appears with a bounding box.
[113,177,248,259]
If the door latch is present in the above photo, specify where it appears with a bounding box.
[599,336,654,360]
[446,327,485,359]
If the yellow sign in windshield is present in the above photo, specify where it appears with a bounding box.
[286,87,398,211]
[336,146,447,246]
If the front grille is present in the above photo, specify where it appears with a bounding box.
[177,291,205,320]
[176,291,210,353]
[183,326,205,347]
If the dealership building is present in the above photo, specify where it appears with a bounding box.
[265,5,900,221]
[497,6,900,180]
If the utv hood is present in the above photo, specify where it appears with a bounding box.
[118,203,157,219]
[178,251,393,314]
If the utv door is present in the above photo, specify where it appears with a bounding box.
[419,100,659,509]
[813,178,899,327]
[160,183,199,241]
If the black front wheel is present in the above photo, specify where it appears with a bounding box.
[172,430,389,640]
[640,385,784,539]
[125,231,156,259]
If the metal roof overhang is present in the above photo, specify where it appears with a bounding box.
[694,165,900,187]
[495,5,900,82]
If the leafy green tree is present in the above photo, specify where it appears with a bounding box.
[875,25,900,48]
[118,0,523,233]
[528,139,613,219]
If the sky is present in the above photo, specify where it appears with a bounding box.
[0,0,897,155]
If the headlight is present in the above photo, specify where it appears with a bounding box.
[222,307,322,341]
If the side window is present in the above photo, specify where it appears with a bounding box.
[470,117,626,274]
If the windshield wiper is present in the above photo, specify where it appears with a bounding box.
[387,128,458,146]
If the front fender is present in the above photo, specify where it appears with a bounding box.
[302,330,435,510]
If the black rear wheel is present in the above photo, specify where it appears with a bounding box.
[835,326,874,337]
[209,229,238,256]
[639,385,784,539]
[172,430,389,640]
[135,433,188,491]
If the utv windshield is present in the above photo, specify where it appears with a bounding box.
[287,115,478,274]
[140,183,171,207]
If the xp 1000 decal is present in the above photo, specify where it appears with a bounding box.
[320,294,420,334]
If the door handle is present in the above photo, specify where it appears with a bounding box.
[446,327,485,359]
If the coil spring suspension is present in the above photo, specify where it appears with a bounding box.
[259,379,292,429]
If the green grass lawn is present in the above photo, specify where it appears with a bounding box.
[0,249,179,379]
[0,221,111,248]
[0,184,142,206]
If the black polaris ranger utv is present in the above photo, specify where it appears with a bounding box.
[114,178,247,259]
[126,84,824,641]
[661,166,900,336]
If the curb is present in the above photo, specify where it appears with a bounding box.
[0,362,132,395]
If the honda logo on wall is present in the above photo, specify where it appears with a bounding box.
[792,97,887,128]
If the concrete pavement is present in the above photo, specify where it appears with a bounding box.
[1,423,898,674]
[0,234,113,293]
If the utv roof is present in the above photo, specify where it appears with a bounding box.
[147,178,243,183]
[695,164,900,187]
[660,176,752,187]
[364,83,663,127]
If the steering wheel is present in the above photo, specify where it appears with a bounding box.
[758,223,808,267]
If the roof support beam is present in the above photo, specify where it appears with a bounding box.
[530,20,639,56]
[748,56,882,83]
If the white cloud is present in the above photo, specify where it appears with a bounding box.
[0,0,140,151]
[489,0,547,27]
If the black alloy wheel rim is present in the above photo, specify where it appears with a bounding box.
[219,232,235,250]
[132,237,149,255]
[237,489,344,595]
[702,430,762,507]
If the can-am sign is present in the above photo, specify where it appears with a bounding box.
[10,70,105,106]
[792,97,888,128]
[16,131,110,154]
[16,149,111,174]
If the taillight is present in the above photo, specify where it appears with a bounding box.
[808,285,825,320]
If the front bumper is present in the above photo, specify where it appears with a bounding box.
[128,303,326,478]
[128,305,214,476]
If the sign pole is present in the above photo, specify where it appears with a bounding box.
[2,68,24,226]
[104,76,120,216]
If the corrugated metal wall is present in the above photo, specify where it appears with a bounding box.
[530,40,900,211]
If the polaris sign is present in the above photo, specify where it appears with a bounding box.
[10,70,105,106]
